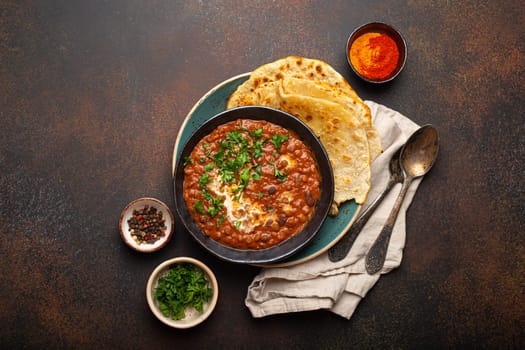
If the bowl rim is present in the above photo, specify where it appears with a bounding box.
[173,105,335,264]
[346,21,407,83]
[119,197,175,252]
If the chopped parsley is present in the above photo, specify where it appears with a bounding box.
[251,164,262,180]
[212,125,269,193]
[217,214,227,227]
[253,140,264,158]
[193,200,205,215]
[270,134,289,150]
[250,128,263,138]
[203,162,215,171]
[154,263,213,321]
[198,173,212,188]
[274,167,287,181]
[207,196,223,217]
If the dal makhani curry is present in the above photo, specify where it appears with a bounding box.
[183,119,322,250]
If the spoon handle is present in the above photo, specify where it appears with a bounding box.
[365,177,413,274]
[328,178,398,262]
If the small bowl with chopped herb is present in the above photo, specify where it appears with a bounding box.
[119,197,175,253]
[146,257,218,329]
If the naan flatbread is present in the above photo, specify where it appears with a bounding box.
[277,92,371,206]
[228,55,363,108]
[227,56,382,214]
[280,78,382,160]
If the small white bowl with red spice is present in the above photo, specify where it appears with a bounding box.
[346,22,407,83]
[119,197,175,253]
[146,257,219,329]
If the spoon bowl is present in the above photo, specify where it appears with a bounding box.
[400,126,439,178]
[365,125,439,274]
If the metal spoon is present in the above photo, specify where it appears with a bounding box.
[365,125,439,274]
[328,146,404,262]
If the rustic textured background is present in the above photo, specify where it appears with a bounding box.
[1,0,523,348]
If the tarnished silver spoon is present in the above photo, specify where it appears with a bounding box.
[365,125,439,274]
[327,146,404,262]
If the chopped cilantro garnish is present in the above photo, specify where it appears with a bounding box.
[251,164,262,180]
[274,167,287,181]
[198,173,212,188]
[217,214,227,227]
[207,196,224,217]
[154,263,213,321]
[204,162,215,172]
[250,128,263,138]
[239,167,251,187]
[213,150,225,167]
[226,130,247,146]
[202,188,213,202]
[253,140,264,158]
[193,200,205,214]
[207,205,220,217]
[270,134,289,150]
[220,169,235,183]
[236,149,251,167]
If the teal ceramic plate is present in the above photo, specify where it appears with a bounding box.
[171,73,360,267]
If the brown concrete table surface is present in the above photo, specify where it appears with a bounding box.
[1,1,524,348]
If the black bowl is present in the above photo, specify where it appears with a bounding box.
[173,106,334,264]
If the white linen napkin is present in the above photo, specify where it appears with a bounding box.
[245,101,422,319]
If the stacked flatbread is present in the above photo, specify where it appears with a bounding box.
[227,56,382,215]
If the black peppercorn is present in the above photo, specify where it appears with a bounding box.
[128,205,166,244]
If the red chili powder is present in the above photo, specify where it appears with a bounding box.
[350,32,400,80]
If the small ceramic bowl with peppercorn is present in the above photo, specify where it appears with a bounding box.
[346,22,407,83]
[146,257,219,329]
[119,197,175,253]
